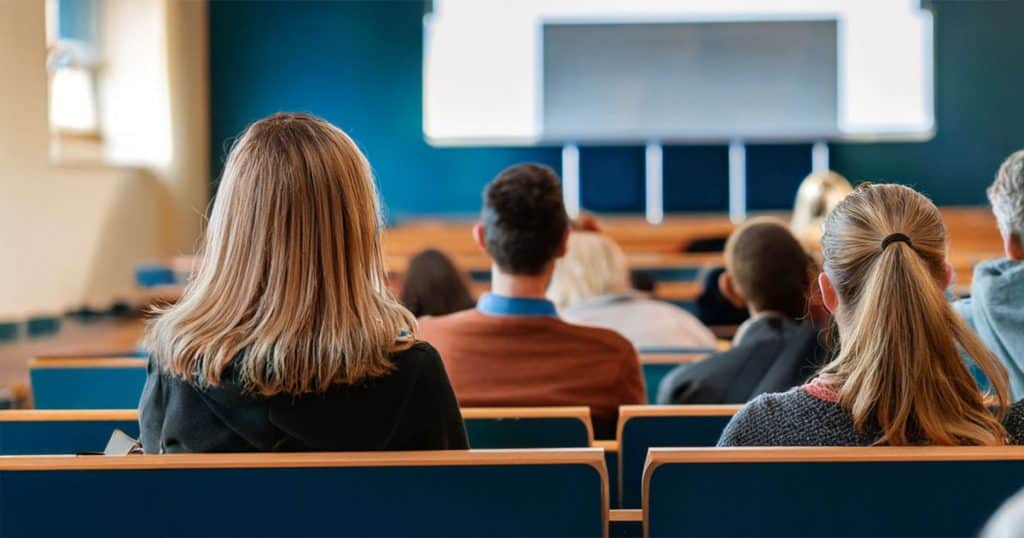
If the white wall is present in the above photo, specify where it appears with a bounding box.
[0,0,208,319]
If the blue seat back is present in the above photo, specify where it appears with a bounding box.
[636,350,713,404]
[0,450,606,537]
[0,408,592,454]
[0,412,138,455]
[29,358,146,409]
[645,447,1024,537]
[134,264,177,288]
[641,363,677,403]
[463,408,592,448]
[618,406,737,507]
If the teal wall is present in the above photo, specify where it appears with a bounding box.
[209,0,1024,218]
[830,0,1024,205]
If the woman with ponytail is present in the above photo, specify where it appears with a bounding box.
[719,183,1024,446]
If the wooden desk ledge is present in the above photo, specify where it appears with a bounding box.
[639,353,711,365]
[0,409,138,421]
[0,448,607,471]
[592,440,619,452]
[609,509,643,522]
[460,407,590,419]
[618,404,743,417]
[644,446,1024,466]
[29,357,148,369]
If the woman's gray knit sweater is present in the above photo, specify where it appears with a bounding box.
[717,386,1024,446]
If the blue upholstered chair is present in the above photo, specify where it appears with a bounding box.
[0,449,607,537]
[617,405,738,508]
[644,447,1024,537]
[0,410,137,454]
[29,357,147,409]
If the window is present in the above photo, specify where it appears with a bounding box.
[46,0,101,136]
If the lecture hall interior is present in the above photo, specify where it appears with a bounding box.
[2,0,1024,536]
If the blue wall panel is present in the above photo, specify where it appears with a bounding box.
[746,144,812,211]
[209,1,1024,216]
[580,146,646,213]
[663,145,730,212]
[209,1,560,220]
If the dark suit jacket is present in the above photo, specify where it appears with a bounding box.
[656,316,828,404]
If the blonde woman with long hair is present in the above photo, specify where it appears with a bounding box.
[790,170,853,255]
[719,184,1024,446]
[548,231,716,350]
[139,113,467,453]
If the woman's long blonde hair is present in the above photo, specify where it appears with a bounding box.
[819,183,1010,445]
[146,113,415,395]
[548,232,630,309]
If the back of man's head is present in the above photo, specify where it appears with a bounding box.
[725,218,811,319]
[482,164,569,275]
[989,149,1024,257]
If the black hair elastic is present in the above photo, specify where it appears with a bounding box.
[881,232,912,249]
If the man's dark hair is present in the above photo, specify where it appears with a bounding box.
[725,218,812,319]
[482,164,569,275]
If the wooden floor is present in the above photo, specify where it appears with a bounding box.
[0,207,1005,404]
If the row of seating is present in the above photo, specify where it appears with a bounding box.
[0,405,735,507]
[0,446,1019,536]
[28,353,716,407]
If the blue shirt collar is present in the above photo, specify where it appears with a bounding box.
[476,293,558,317]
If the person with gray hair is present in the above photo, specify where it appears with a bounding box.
[955,149,1024,399]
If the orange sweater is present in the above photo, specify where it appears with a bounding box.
[417,309,645,437]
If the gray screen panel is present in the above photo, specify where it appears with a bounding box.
[542,20,838,142]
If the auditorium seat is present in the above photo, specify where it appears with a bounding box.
[0,408,595,455]
[0,410,137,454]
[618,405,739,507]
[461,407,593,448]
[461,406,622,514]
[644,447,1024,537]
[0,449,607,537]
[29,357,146,409]
[637,351,714,403]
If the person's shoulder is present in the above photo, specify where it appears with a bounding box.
[971,258,1024,289]
[716,387,817,446]
[382,341,445,382]
[418,308,480,326]
[951,295,974,323]
[416,308,484,337]
[656,350,742,404]
[1003,399,1024,444]
[391,340,444,369]
[630,297,710,324]
[675,346,750,382]
[975,257,1020,274]
[739,386,809,416]
[556,319,636,357]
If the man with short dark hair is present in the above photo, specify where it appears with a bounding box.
[657,218,827,404]
[419,164,645,438]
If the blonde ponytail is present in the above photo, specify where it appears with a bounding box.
[820,183,1010,445]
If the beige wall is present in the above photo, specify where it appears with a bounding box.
[0,0,208,319]
[164,0,210,254]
